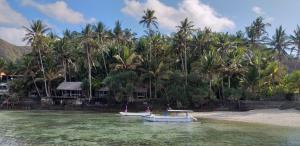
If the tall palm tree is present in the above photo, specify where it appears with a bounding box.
[95,22,110,75]
[23,20,50,97]
[192,48,222,98]
[192,27,212,57]
[246,17,270,46]
[81,24,95,100]
[112,20,124,55]
[139,9,158,99]
[290,25,300,59]
[222,46,246,88]
[113,53,143,71]
[270,26,290,62]
[177,18,194,85]
[139,9,158,37]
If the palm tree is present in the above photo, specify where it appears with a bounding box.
[177,18,194,85]
[290,25,300,59]
[95,22,110,75]
[246,17,270,46]
[139,9,158,99]
[192,48,222,98]
[55,30,72,82]
[113,47,143,71]
[222,46,246,88]
[192,27,212,57]
[270,26,290,62]
[80,24,96,100]
[139,9,158,36]
[23,20,50,97]
[112,20,124,55]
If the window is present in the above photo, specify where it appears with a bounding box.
[71,90,81,97]
[137,92,145,98]
[0,86,7,90]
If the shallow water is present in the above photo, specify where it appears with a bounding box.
[0,111,299,146]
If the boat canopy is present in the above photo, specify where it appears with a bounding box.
[167,110,193,113]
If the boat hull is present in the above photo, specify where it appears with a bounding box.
[119,112,151,116]
[144,115,194,122]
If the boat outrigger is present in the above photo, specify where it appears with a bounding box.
[144,110,197,122]
[119,105,151,116]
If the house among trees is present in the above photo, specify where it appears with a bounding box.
[93,86,110,105]
[94,86,109,98]
[53,82,83,105]
[93,86,148,103]
[133,87,147,101]
[0,83,9,96]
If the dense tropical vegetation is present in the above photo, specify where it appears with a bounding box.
[2,10,300,108]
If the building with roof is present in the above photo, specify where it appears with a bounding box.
[53,82,84,105]
[0,82,9,96]
[56,82,83,97]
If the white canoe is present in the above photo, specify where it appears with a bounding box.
[144,114,196,122]
[119,112,151,116]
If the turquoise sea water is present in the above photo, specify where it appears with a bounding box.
[0,111,299,146]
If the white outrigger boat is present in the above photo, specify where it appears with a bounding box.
[144,110,197,122]
[119,105,151,116]
[119,112,151,116]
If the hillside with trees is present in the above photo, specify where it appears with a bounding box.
[2,10,300,108]
[0,39,30,62]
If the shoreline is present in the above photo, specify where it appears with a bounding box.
[1,107,300,127]
[192,108,300,128]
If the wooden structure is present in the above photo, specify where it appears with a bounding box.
[0,82,9,96]
[53,82,83,105]
[133,87,147,101]
[56,82,83,97]
[94,86,109,98]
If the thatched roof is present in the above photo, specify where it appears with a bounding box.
[57,82,82,91]
[96,86,109,91]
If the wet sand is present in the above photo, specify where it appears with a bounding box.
[193,109,300,127]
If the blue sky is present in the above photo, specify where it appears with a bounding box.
[0,0,300,46]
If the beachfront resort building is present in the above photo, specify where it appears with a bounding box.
[0,83,9,96]
[53,82,83,105]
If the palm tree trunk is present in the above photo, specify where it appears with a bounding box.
[221,78,224,103]
[209,79,212,98]
[184,42,188,85]
[100,38,108,76]
[63,60,67,82]
[38,47,49,97]
[155,78,157,98]
[48,81,52,96]
[228,75,231,88]
[297,44,300,59]
[101,51,108,76]
[31,75,41,97]
[149,34,152,99]
[209,74,212,98]
[87,47,92,100]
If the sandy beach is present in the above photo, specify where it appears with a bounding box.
[192,109,300,127]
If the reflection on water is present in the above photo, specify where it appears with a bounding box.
[0,111,299,146]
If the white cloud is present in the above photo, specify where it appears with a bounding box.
[252,6,274,23]
[0,0,28,46]
[122,0,235,31]
[0,0,29,26]
[252,6,264,16]
[22,0,96,24]
[0,27,27,46]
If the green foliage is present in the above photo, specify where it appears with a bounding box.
[103,71,138,101]
[6,16,300,106]
[224,88,243,101]
[286,70,300,93]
